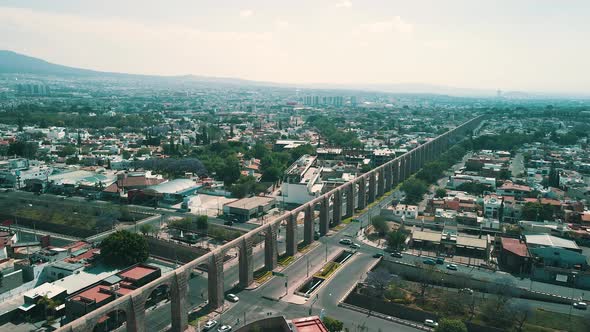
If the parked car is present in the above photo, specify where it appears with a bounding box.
[352,218,361,223]
[446,264,458,271]
[349,243,360,249]
[459,288,474,295]
[372,253,384,258]
[224,220,234,226]
[314,231,320,240]
[435,257,445,264]
[339,238,353,245]
[203,320,218,331]
[225,294,239,302]
[573,301,587,310]
[423,259,436,265]
[217,325,232,332]
[391,252,403,258]
[424,319,438,328]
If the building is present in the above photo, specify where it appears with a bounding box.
[483,195,503,219]
[223,196,276,222]
[236,315,328,332]
[499,237,531,274]
[529,246,590,289]
[524,234,581,252]
[281,155,324,205]
[141,178,202,205]
[65,264,161,323]
[18,283,67,317]
[0,158,52,189]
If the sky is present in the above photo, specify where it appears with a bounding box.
[0,0,589,94]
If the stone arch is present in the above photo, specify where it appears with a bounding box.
[93,309,126,332]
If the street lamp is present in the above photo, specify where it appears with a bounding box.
[569,272,578,327]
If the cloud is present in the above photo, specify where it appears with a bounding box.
[359,16,413,35]
[335,1,352,8]
[0,6,275,76]
[239,9,253,18]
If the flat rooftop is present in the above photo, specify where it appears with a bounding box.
[118,265,159,281]
[225,196,275,211]
[411,229,442,243]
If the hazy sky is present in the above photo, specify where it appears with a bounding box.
[1,0,589,93]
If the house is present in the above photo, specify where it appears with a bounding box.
[499,237,531,274]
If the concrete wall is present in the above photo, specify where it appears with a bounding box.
[0,269,23,294]
[146,237,210,264]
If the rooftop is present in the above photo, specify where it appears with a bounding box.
[501,237,530,257]
[118,265,159,281]
[224,196,275,210]
[525,234,580,251]
[291,316,329,332]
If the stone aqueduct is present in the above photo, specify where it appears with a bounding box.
[59,115,486,332]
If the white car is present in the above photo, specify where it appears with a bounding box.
[339,238,353,245]
[226,293,239,302]
[424,319,439,328]
[203,320,218,331]
[573,301,587,310]
[217,325,232,332]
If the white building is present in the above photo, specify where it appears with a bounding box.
[281,155,324,205]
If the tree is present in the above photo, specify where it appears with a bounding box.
[37,295,60,324]
[434,319,467,332]
[386,229,407,250]
[139,223,155,236]
[99,230,149,267]
[511,303,532,332]
[196,215,208,231]
[371,216,389,236]
[435,188,447,198]
[323,316,344,332]
[366,267,393,296]
[400,178,428,204]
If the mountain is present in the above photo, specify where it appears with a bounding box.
[1,50,572,98]
[0,50,110,76]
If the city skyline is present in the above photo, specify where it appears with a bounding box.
[1,0,589,94]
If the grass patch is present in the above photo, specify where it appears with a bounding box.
[333,224,347,231]
[314,261,341,279]
[188,316,208,326]
[342,217,353,224]
[298,243,312,253]
[523,308,590,332]
[278,255,294,267]
[254,270,272,283]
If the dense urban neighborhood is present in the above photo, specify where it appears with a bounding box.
[1,52,590,332]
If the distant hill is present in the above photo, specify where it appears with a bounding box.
[0,50,111,76]
[2,50,575,98]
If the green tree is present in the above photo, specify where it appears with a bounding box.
[196,215,208,231]
[99,230,149,267]
[323,316,344,332]
[386,229,407,250]
[400,178,428,204]
[371,216,389,236]
[434,319,468,332]
[435,188,447,198]
[220,156,241,186]
[139,223,155,236]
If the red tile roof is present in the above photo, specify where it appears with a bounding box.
[501,237,529,257]
[291,316,329,332]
